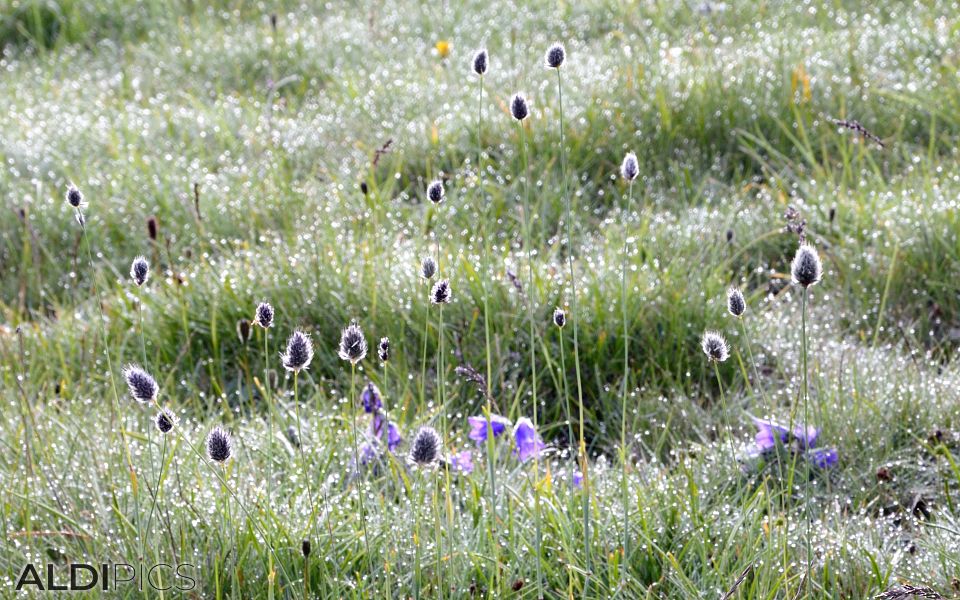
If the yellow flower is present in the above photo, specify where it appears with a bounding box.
[435,40,451,59]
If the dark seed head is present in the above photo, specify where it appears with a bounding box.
[301,539,311,557]
[360,181,368,196]
[421,257,437,280]
[338,323,368,364]
[545,43,565,69]
[510,94,529,121]
[727,287,745,317]
[726,229,734,243]
[206,426,233,463]
[790,243,823,288]
[377,337,390,362]
[147,216,158,241]
[701,331,729,363]
[130,256,149,287]
[621,152,639,182]
[280,330,313,372]
[122,364,158,403]
[254,302,274,329]
[430,279,452,305]
[427,179,445,204]
[155,408,178,434]
[66,185,84,208]
[409,426,442,466]
[237,318,252,343]
[472,48,488,75]
[553,307,566,328]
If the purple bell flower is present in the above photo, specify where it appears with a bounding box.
[807,447,839,468]
[361,382,382,413]
[513,417,546,463]
[370,414,402,453]
[748,416,837,468]
[467,414,512,444]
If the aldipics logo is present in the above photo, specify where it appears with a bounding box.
[14,563,196,592]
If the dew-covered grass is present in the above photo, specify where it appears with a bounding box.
[2,0,960,597]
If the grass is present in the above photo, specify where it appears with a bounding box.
[2,0,960,597]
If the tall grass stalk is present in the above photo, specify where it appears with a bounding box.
[516,116,545,599]
[76,209,142,562]
[476,69,500,576]
[348,362,373,582]
[618,178,634,590]
[554,64,591,594]
[292,371,326,585]
[800,288,812,597]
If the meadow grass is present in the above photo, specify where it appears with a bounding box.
[2,0,960,597]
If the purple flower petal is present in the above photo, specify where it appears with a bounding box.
[468,414,512,444]
[358,441,378,465]
[361,382,382,414]
[513,417,546,463]
[387,422,402,453]
[792,424,819,449]
[807,447,838,468]
[572,470,583,489]
[450,450,474,474]
[751,417,790,452]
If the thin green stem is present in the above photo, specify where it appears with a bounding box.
[801,288,812,597]
[619,179,635,591]
[78,214,142,564]
[556,66,591,594]
[292,371,325,584]
[349,362,373,583]
[517,118,544,600]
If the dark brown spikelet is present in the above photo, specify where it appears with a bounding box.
[874,585,943,599]
[237,319,252,343]
[454,363,487,397]
[828,117,885,148]
[301,539,311,557]
[147,216,158,241]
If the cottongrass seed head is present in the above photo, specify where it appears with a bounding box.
[430,279,452,304]
[280,330,313,372]
[545,43,565,68]
[427,179,445,204]
[621,152,639,181]
[553,307,566,328]
[420,256,437,280]
[206,426,233,463]
[122,364,158,403]
[409,426,442,466]
[254,301,274,328]
[130,256,149,287]
[727,287,746,317]
[155,408,178,434]
[701,331,730,362]
[66,185,85,208]
[378,337,390,362]
[338,323,368,364]
[791,242,823,288]
[472,48,488,76]
[510,93,529,121]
